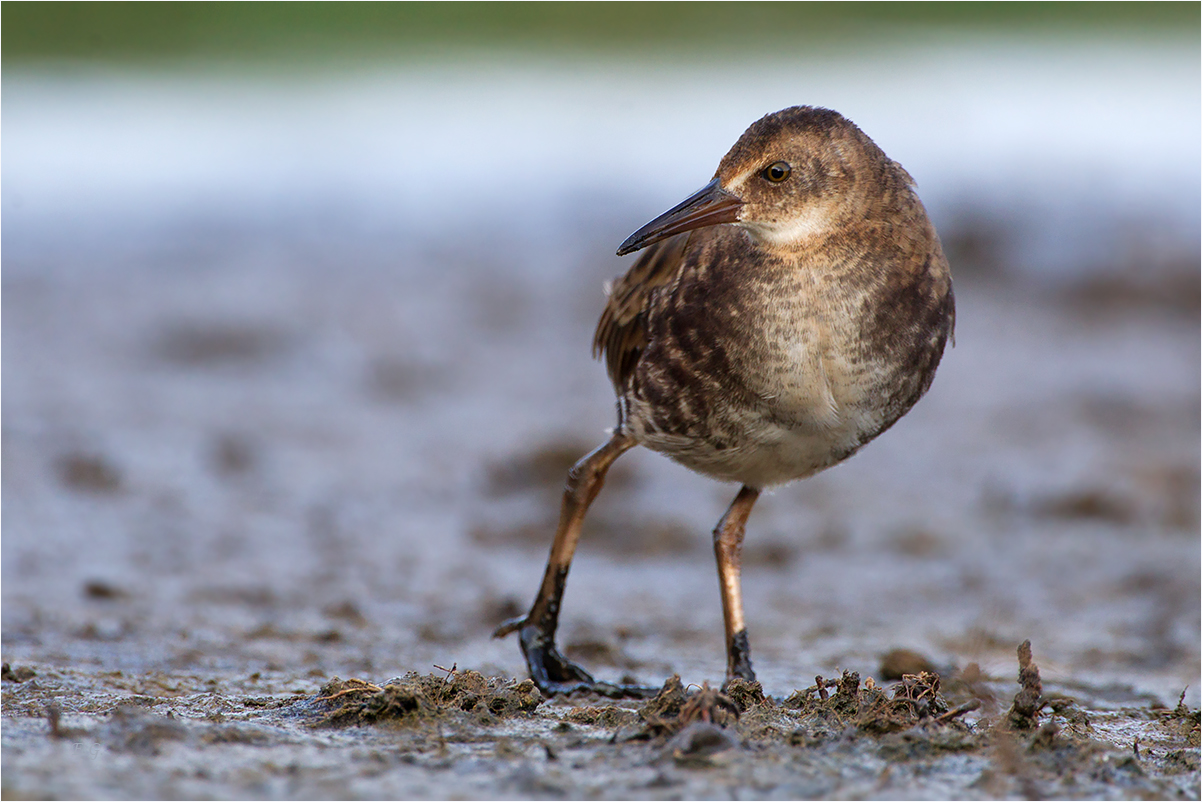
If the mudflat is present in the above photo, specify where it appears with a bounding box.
[3,201,1198,797]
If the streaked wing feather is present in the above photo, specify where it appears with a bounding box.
[592,233,691,388]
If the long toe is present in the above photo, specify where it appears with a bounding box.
[589,680,660,700]
[534,678,659,699]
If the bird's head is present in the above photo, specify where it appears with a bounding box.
[617,106,897,256]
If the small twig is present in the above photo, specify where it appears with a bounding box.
[432,663,460,704]
[798,676,840,701]
[316,677,383,702]
[317,685,382,702]
[934,699,981,724]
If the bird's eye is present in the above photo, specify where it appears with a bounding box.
[762,161,791,183]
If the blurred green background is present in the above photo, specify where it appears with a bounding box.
[4,1,1197,64]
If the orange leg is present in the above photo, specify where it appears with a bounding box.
[713,484,760,682]
[494,433,653,697]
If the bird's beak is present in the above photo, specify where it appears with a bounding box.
[616,179,744,256]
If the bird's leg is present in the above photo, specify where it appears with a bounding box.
[713,484,761,683]
[493,432,653,698]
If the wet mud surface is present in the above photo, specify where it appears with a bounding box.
[2,644,1198,799]
[3,84,1200,795]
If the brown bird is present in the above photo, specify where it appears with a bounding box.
[495,106,955,697]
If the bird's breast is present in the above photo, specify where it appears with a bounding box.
[624,229,951,487]
[729,275,898,452]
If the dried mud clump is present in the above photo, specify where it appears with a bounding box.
[314,671,542,727]
[292,644,1195,799]
[634,676,740,739]
[683,668,984,757]
[860,672,949,733]
[785,672,865,716]
[1008,639,1046,729]
[679,684,740,727]
[782,670,977,738]
[723,677,767,712]
[642,674,687,720]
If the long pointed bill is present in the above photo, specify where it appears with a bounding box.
[616,178,744,256]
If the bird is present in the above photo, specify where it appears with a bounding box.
[494,106,955,698]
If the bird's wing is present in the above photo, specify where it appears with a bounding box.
[592,232,692,389]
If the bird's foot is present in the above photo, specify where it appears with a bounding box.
[725,629,756,684]
[493,616,657,699]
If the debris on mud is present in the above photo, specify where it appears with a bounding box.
[678,683,740,727]
[621,676,740,739]
[1008,639,1046,729]
[313,670,543,727]
[2,641,1198,799]
[623,668,978,750]
[778,669,977,738]
[642,674,688,718]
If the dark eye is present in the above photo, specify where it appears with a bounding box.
[762,161,791,183]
